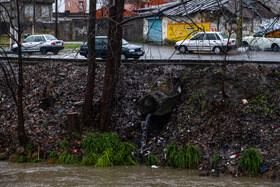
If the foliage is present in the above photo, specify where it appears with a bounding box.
[240,147,261,176]
[60,139,69,151]
[57,152,79,164]
[146,154,159,166]
[249,95,274,115]
[25,144,33,152]
[82,132,136,167]
[81,153,98,166]
[165,144,201,169]
[164,144,178,167]
[49,151,58,159]
[211,153,220,168]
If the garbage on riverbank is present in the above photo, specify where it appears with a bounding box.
[0,62,279,180]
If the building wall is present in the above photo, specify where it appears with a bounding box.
[65,0,87,13]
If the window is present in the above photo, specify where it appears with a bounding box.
[206,34,216,40]
[35,36,45,42]
[68,1,72,6]
[25,36,35,42]
[78,1,84,9]
[190,33,204,40]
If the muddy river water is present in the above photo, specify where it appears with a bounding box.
[0,161,279,186]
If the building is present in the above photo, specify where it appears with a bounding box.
[135,0,277,44]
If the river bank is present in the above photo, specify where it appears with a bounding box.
[0,62,279,180]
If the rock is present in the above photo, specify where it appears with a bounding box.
[0,152,7,160]
[16,147,25,155]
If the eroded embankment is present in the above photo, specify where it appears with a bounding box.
[0,62,279,179]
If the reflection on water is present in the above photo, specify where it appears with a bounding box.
[0,161,279,187]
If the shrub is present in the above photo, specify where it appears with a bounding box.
[211,153,220,168]
[240,148,261,176]
[49,151,58,159]
[146,154,159,166]
[60,139,69,151]
[82,132,137,167]
[165,144,201,169]
[57,152,79,164]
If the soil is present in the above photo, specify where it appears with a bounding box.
[0,61,279,180]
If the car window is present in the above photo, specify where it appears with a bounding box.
[102,39,108,46]
[215,34,221,40]
[35,36,45,42]
[190,33,204,40]
[25,36,35,42]
[219,32,228,39]
[45,35,57,41]
[122,39,129,45]
[95,38,102,46]
[206,34,216,40]
[253,32,263,37]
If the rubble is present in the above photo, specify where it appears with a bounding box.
[0,62,279,180]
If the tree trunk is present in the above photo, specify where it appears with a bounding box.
[100,0,125,132]
[16,0,28,146]
[83,0,96,125]
[67,112,80,133]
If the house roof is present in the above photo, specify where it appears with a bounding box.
[135,0,276,19]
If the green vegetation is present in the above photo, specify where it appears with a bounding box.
[146,154,159,166]
[249,95,274,115]
[49,151,58,159]
[57,152,79,164]
[164,144,201,169]
[211,153,220,168]
[81,132,136,167]
[240,147,261,176]
[63,43,81,50]
[60,139,69,151]
[185,90,207,115]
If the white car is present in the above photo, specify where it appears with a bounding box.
[12,34,64,55]
[242,31,280,51]
[175,32,235,55]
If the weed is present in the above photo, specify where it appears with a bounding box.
[15,155,30,163]
[25,144,33,152]
[164,144,178,167]
[60,139,69,151]
[49,151,58,159]
[174,144,201,169]
[146,154,159,166]
[57,152,79,164]
[81,153,98,166]
[95,149,113,167]
[215,70,223,76]
[82,132,136,167]
[240,147,261,176]
[211,153,220,168]
[165,144,201,169]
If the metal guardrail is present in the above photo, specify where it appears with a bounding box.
[1,56,280,65]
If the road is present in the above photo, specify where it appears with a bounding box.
[1,43,280,62]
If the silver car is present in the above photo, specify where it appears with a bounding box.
[12,34,64,55]
[175,32,235,55]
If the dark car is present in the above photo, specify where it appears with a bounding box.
[80,36,144,59]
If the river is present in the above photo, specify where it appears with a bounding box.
[0,161,279,186]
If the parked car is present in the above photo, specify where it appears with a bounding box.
[175,32,235,55]
[11,34,64,55]
[80,36,145,59]
[242,30,280,51]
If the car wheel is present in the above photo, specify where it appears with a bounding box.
[133,57,140,60]
[85,53,88,58]
[121,54,127,60]
[53,50,58,55]
[213,47,222,55]
[178,46,187,54]
[272,44,280,52]
[40,48,47,55]
[242,41,249,47]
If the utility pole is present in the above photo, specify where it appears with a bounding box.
[236,0,243,47]
[55,0,58,38]
[32,0,35,35]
